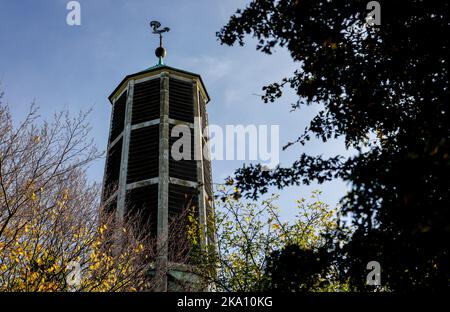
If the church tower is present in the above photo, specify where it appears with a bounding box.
[101,21,214,291]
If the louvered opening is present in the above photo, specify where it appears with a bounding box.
[205,199,215,247]
[110,91,127,142]
[169,184,198,218]
[103,198,117,215]
[168,184,198,263]
[127,125,159,183]
[132,78,160,125]
[169,78,194,123]
[100,197,117,224]
[103,138,122,200]
[199,92,208,131]
[125,185,158,253]
[203,140,213,199]
[169,124,197,182]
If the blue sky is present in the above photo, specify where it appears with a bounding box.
[0,0,349,221]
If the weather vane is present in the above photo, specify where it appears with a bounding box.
[150,20,170,65]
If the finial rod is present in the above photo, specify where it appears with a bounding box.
[150,20,170,65]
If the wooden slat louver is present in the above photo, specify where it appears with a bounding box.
[169,78,194,123]
[110,91,127,142]
[168,184,198,262]
[203,140,213,199]
[127,125,159,183]
[168,184,198,218]
[103,137,122,200]
[199,92,208,131]
[132,78,160,124]
[125,185,158,244]
[169,124,197,182]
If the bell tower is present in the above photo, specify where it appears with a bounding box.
[101,21,214,291]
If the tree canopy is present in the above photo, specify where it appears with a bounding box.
[192,186,344,291]
[0,97,154,291]
[217,0,449,291]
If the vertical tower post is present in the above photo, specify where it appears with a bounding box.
[117,81,134,220]
[156,72,170,291]
[193,81,207,248]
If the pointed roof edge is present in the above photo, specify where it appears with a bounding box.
[108,65,210,104]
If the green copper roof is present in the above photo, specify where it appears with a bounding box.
[138,63,203,79]
[108,63,210,103]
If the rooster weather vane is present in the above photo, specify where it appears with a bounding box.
[150,20,170,64]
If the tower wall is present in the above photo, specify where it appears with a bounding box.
[102,67,213,291]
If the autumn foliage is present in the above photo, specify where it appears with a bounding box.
[0,96,152,291]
